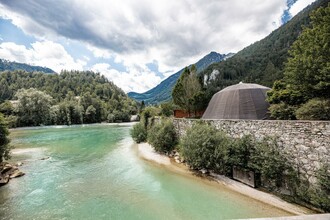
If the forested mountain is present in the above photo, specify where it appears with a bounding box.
[0,70,138,127]
[200,0,329,102]
[128,52,233,104]
[0,59,55,74]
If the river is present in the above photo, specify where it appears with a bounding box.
[0,124,292,219]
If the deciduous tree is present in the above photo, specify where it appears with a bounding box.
[15,88,53,126]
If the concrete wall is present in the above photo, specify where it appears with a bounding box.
[173,119,330,184]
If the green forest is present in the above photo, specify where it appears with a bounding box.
[0,70,138,127]
[268,3,330,120]
[199,0,329,108]
[0,59,55,74]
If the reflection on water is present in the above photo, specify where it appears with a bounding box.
[0,124,291,220]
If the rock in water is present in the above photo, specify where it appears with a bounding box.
[40,156,50,160]
[0,162,25,187]
[1,163,13,174]
[0,175,9,186]
[10,170,25,179]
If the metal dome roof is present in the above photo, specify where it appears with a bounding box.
[202,83,271,120]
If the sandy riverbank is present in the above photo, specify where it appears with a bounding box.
[136,142,314,216]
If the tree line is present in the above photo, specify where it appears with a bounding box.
[171,1,329,120]
[192,0,329,115]
[0,70,138,127]
[267,3,330,120]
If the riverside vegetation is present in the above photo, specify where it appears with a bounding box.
[131,117,330,212]
[198,0,329,119]
[267,4,330,120]
[130,2,330,212]
[0,113,25,186]
[0,70,138,127]
[167,2,330,121]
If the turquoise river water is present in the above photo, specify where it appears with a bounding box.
[0,124,293,219]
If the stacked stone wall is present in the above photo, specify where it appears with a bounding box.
[173,119,330,183]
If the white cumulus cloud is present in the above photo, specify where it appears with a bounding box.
[0,41,85,72]
[290,0,317,17]
[0,0,314,92]
[91,62,162,93]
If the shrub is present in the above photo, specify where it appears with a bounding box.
[148,119,177,153]
[252,137,292,188]
[4,115,18,128]
[227,135,292,188]
[309,163,330,212]
[317,163,330,193]
[227,135,255,170]
[296,98,330,120]
[140,106,160,129]
[180,122,229,172]
[0,113,11,162]
[112,110,130,122]
[160,102,174,117]
[130,122,147,143]
[269,102,297,120]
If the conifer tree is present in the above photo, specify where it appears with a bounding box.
[172,65,201,116]
[268,3,330,119]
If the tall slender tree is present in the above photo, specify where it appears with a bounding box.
[172,65,202,116]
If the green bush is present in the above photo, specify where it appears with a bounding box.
[111,110,130,122]
[4,115,18,128]
[252,137,292,188]
[296,98,330,120]
[180,122,229,172]
[269,102,297,120]
[148,119,177,153]
[160,102,174,117]
[140,106,160,129]
[310,163,330,212]
[226,135,291,188]
[0,113,11,162]
[227,135,255,170]
[317,163,330,193]
[130,122,147,143]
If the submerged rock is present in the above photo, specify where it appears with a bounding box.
[0,175,9,186]
[1,163,13,174]
[10,170,25,179]
[40,156,50,160]
[0,162,25,187]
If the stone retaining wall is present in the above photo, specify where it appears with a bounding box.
[173,119,330,183]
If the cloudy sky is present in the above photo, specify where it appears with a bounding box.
[0,0,316,93]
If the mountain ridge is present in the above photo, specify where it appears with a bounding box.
[200,0,328,103]
[128,51,233,104]
[0,59,55,74]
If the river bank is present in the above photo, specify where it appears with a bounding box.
[2,124,318,219]
[136,142,315,216]
[0,162,25,186]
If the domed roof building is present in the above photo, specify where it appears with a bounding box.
[202,82,271,120]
